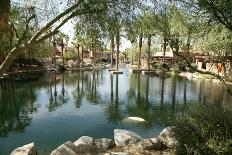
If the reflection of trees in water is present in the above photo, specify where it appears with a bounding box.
[73,72,84,108]
[48,72,69,112]
[126,74,183,127]
[0,80,38,137]
[72,70,104,107]
[126,74,152,127]
[85,71,102,105]
[105,74,123,123]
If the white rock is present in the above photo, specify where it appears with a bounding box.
[10,143,37,155]
[158,126,178,148]
[50,141,78,155]
[114,129,142,146]
[74,136,94,146]
[123,117,146,122]
[51,141,99,155]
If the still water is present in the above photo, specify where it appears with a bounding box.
[0,68,231,154]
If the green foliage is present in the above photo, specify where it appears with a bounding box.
[56,64,66,72]
[64,48,78,61]
[195,25,232,56]
[175,103,232,155]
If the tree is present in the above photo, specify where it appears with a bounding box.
[0,0,130,76]
[177,0,232,31]
[0,0,10,54]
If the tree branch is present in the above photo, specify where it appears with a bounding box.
[35,8,106,44]
[17,14,36,46]
[30,0,85,42]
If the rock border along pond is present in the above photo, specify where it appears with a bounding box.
[10,127,177,155]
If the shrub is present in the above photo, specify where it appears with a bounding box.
[178,61,188,71]
[56,64,66,72]
[174,103,232,155]
[161,62,171,70]
[64,49,78,61]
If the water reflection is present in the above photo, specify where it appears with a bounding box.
[0,80,37,137]
[0,70,232,154]
[105,74,122,123]
[48,73,69,112]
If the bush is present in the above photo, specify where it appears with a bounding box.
[178,61,188,71]
[56,64,66,72]
[161,62,171,70]
[174,103,232,155]
[64,49,78,61]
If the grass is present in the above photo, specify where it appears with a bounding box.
[174,103,232,155]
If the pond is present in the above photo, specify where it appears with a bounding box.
[0,68,231,154]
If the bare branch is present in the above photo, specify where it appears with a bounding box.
[17,14,36,46]
[10,23,19,39]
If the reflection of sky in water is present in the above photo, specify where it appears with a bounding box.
[0,69,231,155]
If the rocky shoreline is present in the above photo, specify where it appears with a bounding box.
[178,71,232,85]
[10,127,177,155]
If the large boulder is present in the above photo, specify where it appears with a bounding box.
[137,138,163,150]
[74,136,94,146]
[51,141,100,155]
[11,143,37,155]
[75,144,99,155]
[158,126,178,148]
[50,141,78,155]
[94,138,115,149]
[114,129,142,146]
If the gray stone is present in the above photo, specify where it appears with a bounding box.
[50,141,78,155]
[51,142,99,155]
[94,138,115,149]
[75,144,99,155]
[137,138,163,150]
[114,129,142,146]
[137,139,154,150]
[74,136,94,146]
[158,126,178,148]
[11,143,37,155]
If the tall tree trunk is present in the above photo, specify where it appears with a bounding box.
[163,36,167,63]
[229,60,232,76]
[52,41,57,69]
[110,36,114,69]
[81,46,84,67]
[0,0,10,55]
[131,46,134,65]
[61,40,64,67]
[186,34,190,53]
[147,33,151,70]
[138,32,143,69]
[77,44,80,65]
[116,33,120,71]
